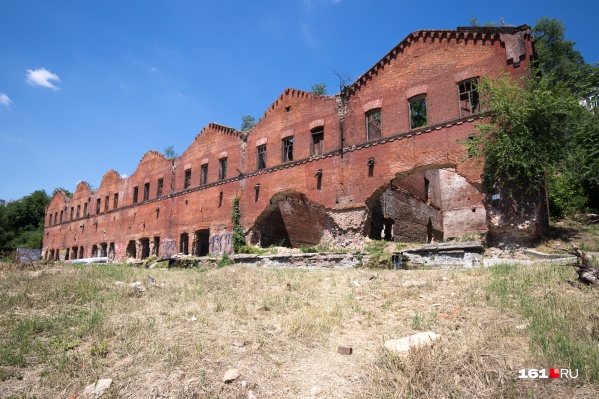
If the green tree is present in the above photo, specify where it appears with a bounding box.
[0,190,50,250]
[532,18,589,95]
[469,18,599,217]
[163,145,179,160]
[241,115,256,131]
[311,82,327,95]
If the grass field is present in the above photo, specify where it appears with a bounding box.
[1,258,598,398]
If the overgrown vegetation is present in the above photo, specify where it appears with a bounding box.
[487,263,599,382]
[0,190,50,251]
[1,259,598,397]
[231,197,246,253]
[363,240,393,269]
[468,18,599,217]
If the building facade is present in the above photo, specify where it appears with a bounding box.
[43,25,539,261]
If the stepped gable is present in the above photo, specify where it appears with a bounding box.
[260,88,331,122]
[97,169,123,191]
[345,24,531,95]
[73,181,93,196]
[179,122,244,160]
[139,149,167,163]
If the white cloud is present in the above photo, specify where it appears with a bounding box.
[120,174,128,178]
[26,68,60,90]
[0,93,11,106]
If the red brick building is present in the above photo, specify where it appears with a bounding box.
[43,25,538,261]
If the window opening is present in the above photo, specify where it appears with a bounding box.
[311,127,324,156]
[83,203,87,217]
[96,198,101,214]
[153,236,160,257]
[142,182,149,201]
[184,168,192,189]
[366,109,382,140]
[108,243,115,260]
[282,137,294,163]
[60,210,63,223]
[133,186,139,204]
[70,207,74,220]
[104,195,109,212]
[424,178,430,202]
[180,233,189,255]
[256,144,267,170]
[200,165,208,185]
[100,242,108,257]
[410,96,427,129]
[49,214,53,225]
[219,158,227,180]
[76,205,80,219]
[113,193,118,209]
[218,191,223,208]
[140,238,150,259]
[458,78,480,116]
[157,178,163,197]
[126,240,136,259]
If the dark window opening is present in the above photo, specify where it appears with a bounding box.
[256,144,267,170]
[311,127,324,156]
[140,238,150,259]
[104,196,109,212]
[410,96,427,129]
[193,229,210,256]
[54,212,58,224]
[96,198,101,214]
[157,178,163,197]
[458,78,480,116]
[108,243,115,260]
[76,205,80,219]
[60,211,63,223]
[153,237,160,257]
[113,193,118,209]
[184,168,192,189]
[366,109,382,140]
[282,137,293,163]
[70,207,74,220]
[83,203,87,217]
[133,186,139,204]
[126,240,136,259]
[78,246,84,259]
[143,183,149,201]
[424,178,430,202]
[65,248,70,261]
[71,247,78,260]
[100,242,108,257]
[219,158,227,180]
[200,165,208,185]
[180,233,189,255]
[91,245,98,258]
[219,191,223,208]
[49,214,53,226]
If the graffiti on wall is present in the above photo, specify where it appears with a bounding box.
[210,232,232,254]
[159,238,178,259]
[114,243,126,260]
[16,248,42,262]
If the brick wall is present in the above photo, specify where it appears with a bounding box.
[43,25,540,260]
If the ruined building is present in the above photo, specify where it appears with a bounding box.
[43,25,540,261]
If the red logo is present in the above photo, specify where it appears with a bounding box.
[549,368,560,379]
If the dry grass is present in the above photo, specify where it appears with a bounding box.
[0,260,598,398]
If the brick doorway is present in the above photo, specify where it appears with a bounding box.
[193,229,210,256]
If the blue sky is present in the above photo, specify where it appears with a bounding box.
[1,0,597,201]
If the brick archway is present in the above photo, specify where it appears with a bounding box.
[250,191,331,248]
